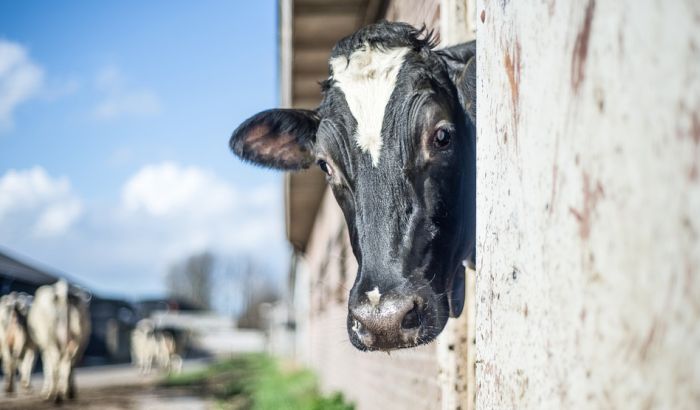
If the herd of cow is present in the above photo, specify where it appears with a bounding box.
[0,280,181,403]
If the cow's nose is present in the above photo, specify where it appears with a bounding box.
[350,292,424,350]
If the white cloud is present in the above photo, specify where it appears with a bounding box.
[122,162,236,217]
[93,66,161,120]
[0,167,83,236]
[34,199,82,236]
[41,77,80,101]
[0,163,286,298]
[119,161,283,262]
[0,39,44,130]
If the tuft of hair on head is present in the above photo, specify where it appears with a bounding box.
[330,21,438,62]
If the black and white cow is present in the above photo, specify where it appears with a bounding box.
[0,292,35,394]
[230,22,476,351]
[28,280,91,402]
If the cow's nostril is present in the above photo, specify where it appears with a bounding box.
[401,303,421,329]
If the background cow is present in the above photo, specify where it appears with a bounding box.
[28,280,91,403]
[131,319,182,375]
[230,22,476,351]
[0,292,35,395]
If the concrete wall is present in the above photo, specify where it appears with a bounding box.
[475,1,700,408]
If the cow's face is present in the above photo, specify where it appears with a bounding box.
[230,23,475,351]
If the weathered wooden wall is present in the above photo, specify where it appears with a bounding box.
[475,0,700,408]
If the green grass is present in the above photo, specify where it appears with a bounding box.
[164,354,353,410]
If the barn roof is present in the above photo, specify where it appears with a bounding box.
[281,0,386,252]
[0,249,59,286]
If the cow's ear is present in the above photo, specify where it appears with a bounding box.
[437,41,476,123]
[230,108,319,170]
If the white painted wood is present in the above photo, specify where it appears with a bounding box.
[476,0,700,408]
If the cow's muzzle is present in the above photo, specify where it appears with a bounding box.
[349,293,427,351]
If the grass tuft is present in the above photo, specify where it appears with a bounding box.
[163,354,353,410]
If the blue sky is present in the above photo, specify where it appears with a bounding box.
[0,1,289,303]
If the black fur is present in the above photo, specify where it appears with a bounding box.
[229,109,319,170]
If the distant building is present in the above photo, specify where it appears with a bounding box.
[83,296,138,363]
[0,250,58,294]
[135,297,202,317]
[0,248,138,364]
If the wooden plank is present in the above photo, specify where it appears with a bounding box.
[294,14,360,46]
[293,48,331,75]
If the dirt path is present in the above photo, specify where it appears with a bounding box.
[0,359,212,409]
[0,385,212,410]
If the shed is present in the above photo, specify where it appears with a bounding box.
[0,249,59,294]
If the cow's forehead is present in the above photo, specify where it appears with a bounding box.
[329,45,411,167]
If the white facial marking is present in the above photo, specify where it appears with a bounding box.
[366,286,382,307]
[330,45,410,167]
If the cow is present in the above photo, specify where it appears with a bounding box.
[130,319,154,374]
[155,329,182,374]
[0,292,36,394]
[28,280,91,403]
[131,319,182,375]
[230,22,476,351]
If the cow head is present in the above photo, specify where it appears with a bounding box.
[230,22,476,351]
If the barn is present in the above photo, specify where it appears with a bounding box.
[0,249,58,294]
[0,248,138,364]
[274,0,700,409]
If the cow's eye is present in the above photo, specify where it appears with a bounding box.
[317,159,333,176]
[432,128,452,149]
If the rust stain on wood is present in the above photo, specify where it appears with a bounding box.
[504,46,520,110]
[503,41,521,142]
[571,0,596,94]
[569,172,604,240]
